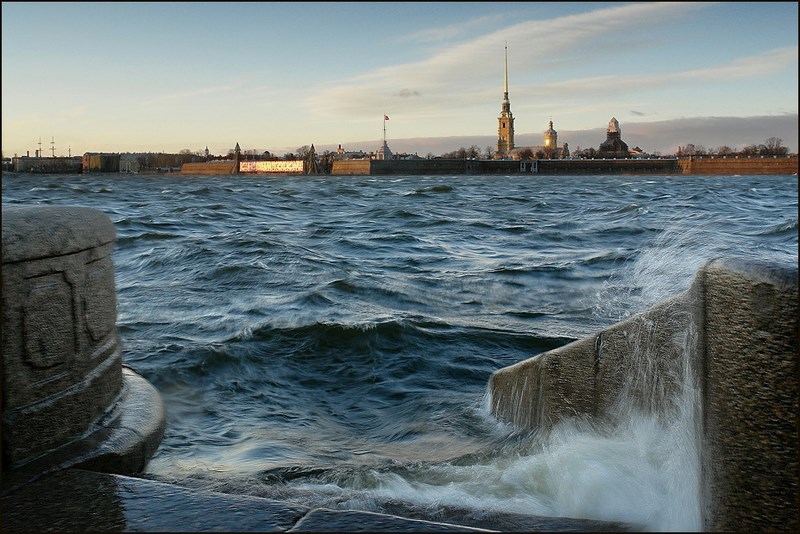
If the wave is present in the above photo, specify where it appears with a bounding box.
[116,231,181,244]
[220,318,572,361]
[405,184,455,196]
[755,217,798,236]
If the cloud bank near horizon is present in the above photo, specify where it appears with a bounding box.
[327,114,798,158]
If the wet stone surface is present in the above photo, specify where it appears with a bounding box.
[2,468,637,532]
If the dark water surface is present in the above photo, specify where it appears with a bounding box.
[3,173,797,530]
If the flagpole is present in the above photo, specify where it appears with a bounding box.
[383,114,386,144]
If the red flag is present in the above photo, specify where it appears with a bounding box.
[384,115,390,120]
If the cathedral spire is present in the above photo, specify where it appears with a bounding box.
[496,43,514,157]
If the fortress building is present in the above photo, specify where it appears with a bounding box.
[508,119,570,160]
[496,45,515,157]
[597,117,630,158]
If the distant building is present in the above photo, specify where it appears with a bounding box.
[119,153,143,173]
[628,146,645,158]
[82,153,120,173]
[375,140,393,160]
[12,155,83,173]
[597,117,630,158]
[336,145,370,159]
[508,120,570,159]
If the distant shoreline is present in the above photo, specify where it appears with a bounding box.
[3,155,796,177]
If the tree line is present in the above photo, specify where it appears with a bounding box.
[188,136,792,163]
[676,137,789,157]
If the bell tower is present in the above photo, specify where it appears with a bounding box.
[496,44,514,157]
[544,120,558,149]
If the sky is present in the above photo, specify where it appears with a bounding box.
[2,1,798,157]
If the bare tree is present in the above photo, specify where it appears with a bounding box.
[466,145,481,159]
[740,144,760,156]
[296,146,311,160]
[765,137,784,151]
[678,144,708,156]
[764,137,788,155]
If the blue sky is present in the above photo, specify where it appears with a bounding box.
[2,2,798,157]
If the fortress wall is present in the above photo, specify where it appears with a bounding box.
[332,159,531,176]
[488,259,798,531]
[239,160,305,174]
[180,161,238,175]
[677,155,798,175]
[185,157,796,177]
[331,160,372,175]
[370,159,468,175]
[537,158,679,175]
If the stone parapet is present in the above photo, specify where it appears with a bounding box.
[489,292,690,429]
[2,206,165,488]
[698,259,798,531]
[488,258,798,530]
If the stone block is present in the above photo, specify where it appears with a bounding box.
[488,354,543,429]
[699,259,798,532]
[2,207,122,467]
[489,336,597,430]
[536,336,597,427]
[595,292,690,418]
[489,292,690,431]
[2,206,163,479]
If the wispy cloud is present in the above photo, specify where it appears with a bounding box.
[303,2,718,118]
[401,14,506,44]
[517,46,797,98]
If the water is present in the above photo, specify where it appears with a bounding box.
[2,172,797,530]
